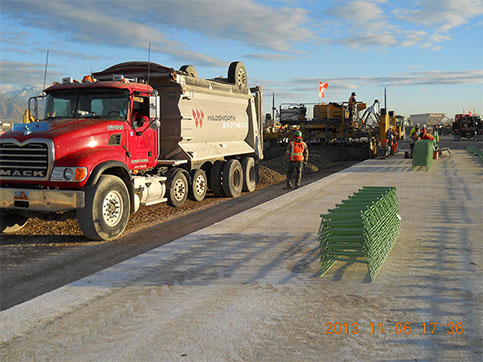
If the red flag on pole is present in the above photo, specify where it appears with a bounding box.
[319,82,328,98]
[468,108,472,116]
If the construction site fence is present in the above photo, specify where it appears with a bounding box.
[318,186,400,281]
[466,146,483,162]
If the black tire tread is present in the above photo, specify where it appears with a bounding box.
[222,159,243,198]
[210,161,226,197]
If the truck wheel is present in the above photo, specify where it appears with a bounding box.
[0,213,28,233]
[189,169,207,202]
[167,170,188,207]
[77,175,130,241]
[228,61,247,88]
[210,160,226,197]
[179,65,198,78]
[241,157,256,192]
[223,159,243,198]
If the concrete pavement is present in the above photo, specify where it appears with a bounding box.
[1,147,482,361]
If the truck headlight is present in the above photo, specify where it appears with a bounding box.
[51,167,87,182]
[64,168,74,181]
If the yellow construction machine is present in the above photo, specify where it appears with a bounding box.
[263,99,401,159]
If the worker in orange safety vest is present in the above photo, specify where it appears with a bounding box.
[285,131,309,189]
[420,125,435,141]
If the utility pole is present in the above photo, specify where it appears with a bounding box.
[384,87,387,111]
[272,92,275,121]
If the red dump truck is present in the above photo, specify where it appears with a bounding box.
[0,61,263,240]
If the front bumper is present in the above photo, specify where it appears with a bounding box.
[0,188,85,212]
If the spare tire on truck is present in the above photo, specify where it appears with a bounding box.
[77,175,130,241]
[228,61,247,89]
[179,65,198,78]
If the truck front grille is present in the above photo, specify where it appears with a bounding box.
[0,139,54,181]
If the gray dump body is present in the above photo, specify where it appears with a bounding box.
[94,62,263,166]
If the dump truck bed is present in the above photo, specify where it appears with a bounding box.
[94,61,263,164]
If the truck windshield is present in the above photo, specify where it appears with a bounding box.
[44,88,129,121]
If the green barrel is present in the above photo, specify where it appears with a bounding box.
[412,140,433,170]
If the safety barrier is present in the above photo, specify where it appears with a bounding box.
[318,186,400,281]
[467,146,483,162]
[412,140,433,170]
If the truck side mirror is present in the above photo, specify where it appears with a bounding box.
[28,95,46,121]
[149,94,160,130]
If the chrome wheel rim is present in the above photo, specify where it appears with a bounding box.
[174,178,186,201]
[195,174,206,196]
[237,68,247,87]
[102,191,123,227]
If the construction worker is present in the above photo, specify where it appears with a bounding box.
[409,123,420,138]
[409,124,419,157]
[133,112,149,128]
[132,96,150,128]
[433,126,440,142]
[348,92,357,121]
[420,125,434,141]
[285,131,309,189]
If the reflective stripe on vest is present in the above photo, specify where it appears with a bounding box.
[289,140,304,161]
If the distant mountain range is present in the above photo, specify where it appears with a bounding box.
[0,87,43,122]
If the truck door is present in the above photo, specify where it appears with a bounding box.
[127,96,158,169]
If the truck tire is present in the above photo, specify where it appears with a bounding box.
[223,159,243,198]
[241,157,256,192]
[77,175,130,241]
[179,65,198,78]
[167,170,188,207]
[0,212,28,233]
[210,160,226,197]
[228,61,247,89]
[189,169,207,202]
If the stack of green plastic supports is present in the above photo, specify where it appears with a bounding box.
[467,146,483,162]
[319,186,400,281]
[412,140,433,170]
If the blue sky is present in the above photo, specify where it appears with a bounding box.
[1,0,482,119]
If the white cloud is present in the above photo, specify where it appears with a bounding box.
[323,1,399,49]
[326,1,385,22]
[324,0,481,51]
[393,0,483,33]
[392,0,482,50]
[140,0,314,52]
[2,0,313,66]
[338,33,397,48]
[401,31,427,47]
[293,70,483,88]
[0,60,63,87]
[245,54,294,61]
